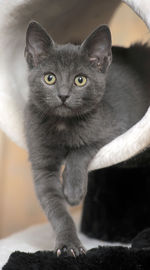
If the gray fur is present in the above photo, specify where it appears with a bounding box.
[24,22,150,256]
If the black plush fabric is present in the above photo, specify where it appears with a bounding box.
[3,246,150,270]
[81,149,150,243]
[132,228,150,249]
[3,229,150,269]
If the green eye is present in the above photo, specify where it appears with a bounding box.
[74,76,87,87]
[44,74,56,85]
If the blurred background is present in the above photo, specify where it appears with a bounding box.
[0,2,149,239]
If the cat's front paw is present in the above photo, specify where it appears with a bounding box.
[55,239,86,257]
[63,166,87,206]
[63,183,86,206]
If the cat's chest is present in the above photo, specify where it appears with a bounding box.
[47,118,99,148]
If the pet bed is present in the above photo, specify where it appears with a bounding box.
[0,0,150,170]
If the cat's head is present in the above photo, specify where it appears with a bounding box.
[25,21,112,118]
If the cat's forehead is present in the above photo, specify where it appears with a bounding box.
[38,43,90,75]
[56,43,81,57]
[49,43,84,67]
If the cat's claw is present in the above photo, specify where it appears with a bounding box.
[56,245,86,257]
[70,249,76,257]
[56,249,61,257]
[80,247,86,254]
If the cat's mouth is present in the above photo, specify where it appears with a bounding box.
[57,103,71,109]
[54,103,72,117]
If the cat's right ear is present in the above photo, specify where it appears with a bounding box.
[81,25,112,73]
[25,21,54,68]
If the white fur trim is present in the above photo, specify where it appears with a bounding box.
[89,107,150,170]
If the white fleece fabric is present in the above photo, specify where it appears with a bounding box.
[0,0,150,170]
[0,223,129,269]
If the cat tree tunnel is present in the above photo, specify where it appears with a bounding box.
[0,0,150,171]
[1,0,150,269]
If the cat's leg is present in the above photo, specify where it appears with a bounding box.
[32,149,85,256]
[63,145,99,206]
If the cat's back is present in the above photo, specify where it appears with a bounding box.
[112,43,150,83]
[105,43,150,130]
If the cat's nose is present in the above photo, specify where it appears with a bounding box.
[58,94,69,103]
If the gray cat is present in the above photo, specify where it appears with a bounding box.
[24,21,150,256]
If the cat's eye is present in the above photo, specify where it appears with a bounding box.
[44,74,56,85]
[74,76,87,87]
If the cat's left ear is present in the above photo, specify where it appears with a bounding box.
[25,21,54,68]
[81,25,112,73]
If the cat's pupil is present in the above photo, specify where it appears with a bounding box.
[48,75,53,81]
[78,77,83,84]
